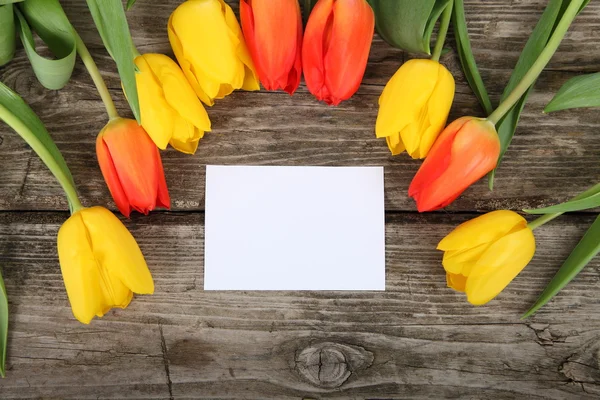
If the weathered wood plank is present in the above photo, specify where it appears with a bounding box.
[0,1,598,212]
[0,211,599,398]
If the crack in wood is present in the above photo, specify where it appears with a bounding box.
[159,323,174,400]
[18,150,34,198]
[526,323,567,346]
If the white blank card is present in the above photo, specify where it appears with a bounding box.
[204,165,385,290]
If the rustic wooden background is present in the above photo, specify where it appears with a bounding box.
[1,0,599,398]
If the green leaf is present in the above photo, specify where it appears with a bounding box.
[126,0,137,10]
[0,267,7,378]
[545,72,600,112]
[522,214,600,318]
[0,1,25,66]
[0,80,80,211]
[15,0,77,90]
[368,0,452,55]
[85,0,140,123]
[452,0,493,115]
[488,0,589,189]
[525,182,600,214]
[0,4,16,67]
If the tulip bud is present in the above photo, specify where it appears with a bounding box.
[168,0,260,106]
[57,206,154,324]
[409,117,500,212]
[134,53,211,154]
[438,210,536,305]
[376,59,455,158]
[240,0,303,94]
[302,0,374,105]
[96,118,170,218]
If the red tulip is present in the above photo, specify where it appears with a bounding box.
[302,0,374,105]
[409,117,500,212]
[96,118,170,218]
[240,0,302,94]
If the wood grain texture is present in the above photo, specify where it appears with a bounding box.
[0,0,598,212]
[0,0,599,398]
[0,212,599,399]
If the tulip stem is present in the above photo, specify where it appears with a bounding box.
[526,181,600,230]
[527,212,562,230]
[74,33,120,121]
[487,0,584,125]
[431,1,454,61]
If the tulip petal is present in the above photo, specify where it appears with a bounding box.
[176,0,239,93]
[438,210,527,251]
[167,10,213,105]
[285,7,303,94]
[241,0,300,93]
[141,53,211,153]
[80,207,155,295]
[96,134,132,218]
[102,121,161,215]
[168,0,258,105]
[385,134,406,156]
[221,0,259,92]
[410,118,499,212]
[419,64,455,157]
[442,242,489,275]
[170,117,202,155]
[57,211,133,324]
[408,117,470,204]
[302,0,333,102]
[469,227,536,278]
[134,55,175,150]
[376,60,443,157]
[239,0,262,76]
[153,146,171,210]
[323,0,374,105]
[466,228,536,305]
[446,272,467,292]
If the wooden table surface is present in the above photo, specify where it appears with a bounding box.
[1,0,600,398]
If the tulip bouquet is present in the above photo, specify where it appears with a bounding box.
[0,0,598,378]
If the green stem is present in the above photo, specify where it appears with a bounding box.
[487,0,584,124]
[0,104,83,214]
[527,212,562,230]
[431,1,454,61]
[74,33,119,121]
[526,181,600,230]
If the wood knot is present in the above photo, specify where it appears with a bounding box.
[295,342,374,388]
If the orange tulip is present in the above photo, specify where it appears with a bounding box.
[96,118,170,218]
[408,117,500,212]
[302,0,374,105]
[240,0,302,94]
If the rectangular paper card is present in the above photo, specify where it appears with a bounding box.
[204,165,385,290]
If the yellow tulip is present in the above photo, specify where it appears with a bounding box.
[168,0,260,106]
[57,206,154,324]
[376,59,455,159]
[135,53,211,154]
[438,210,536,305]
